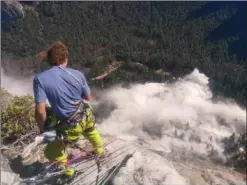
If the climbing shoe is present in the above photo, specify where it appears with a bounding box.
[57,163,75,177]
[56,171,80,185]
[93,148,108,162]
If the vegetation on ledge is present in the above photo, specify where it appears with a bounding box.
[0,89,38,144]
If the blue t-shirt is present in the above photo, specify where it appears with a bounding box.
[33,66,91,120]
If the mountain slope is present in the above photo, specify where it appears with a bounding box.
[1,1,246,106]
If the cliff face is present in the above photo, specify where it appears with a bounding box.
[1,1,40,22]
[1,153,20,185]
[1,1,24,22]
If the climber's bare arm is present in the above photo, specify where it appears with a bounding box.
[35,102,46,134]
[33,77,47,134]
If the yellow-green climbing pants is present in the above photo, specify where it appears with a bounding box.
[44,108,104,176]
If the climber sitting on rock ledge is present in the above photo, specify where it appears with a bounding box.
[33,41,105,177]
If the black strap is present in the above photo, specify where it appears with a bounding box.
[66,100,85,123]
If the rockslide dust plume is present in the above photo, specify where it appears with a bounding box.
[1,67,33,96]
[1,66,246,185]
[95,69,246,162]
[1,67,246,158]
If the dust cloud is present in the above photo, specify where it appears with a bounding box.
[1,63,246,185]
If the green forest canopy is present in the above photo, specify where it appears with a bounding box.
[1,1,246,106]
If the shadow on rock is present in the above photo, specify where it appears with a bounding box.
[8,155,45,178]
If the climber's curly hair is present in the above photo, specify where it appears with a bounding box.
[46,41,68,66]
[36,41,69,66]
